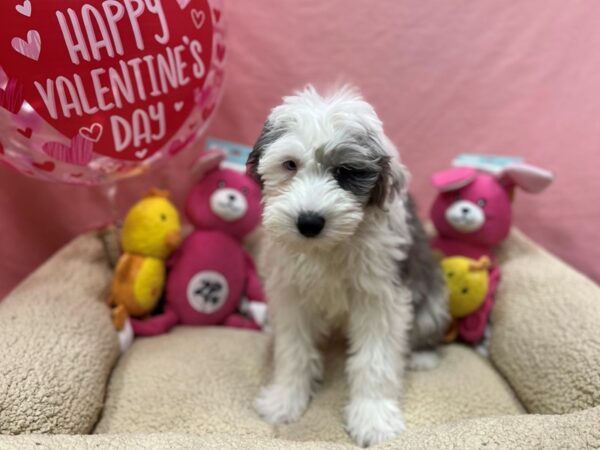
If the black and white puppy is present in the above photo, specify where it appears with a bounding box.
[247,86,448,447]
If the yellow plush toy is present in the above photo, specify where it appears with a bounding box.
[108,189,181,331]
[441,256,491,319]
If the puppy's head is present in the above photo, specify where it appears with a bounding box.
[247,85,408,251]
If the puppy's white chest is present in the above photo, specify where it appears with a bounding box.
[288,250,363,321]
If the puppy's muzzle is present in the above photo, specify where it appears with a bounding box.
[297,211,326,238]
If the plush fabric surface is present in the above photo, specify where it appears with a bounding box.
[1,228,599,449]
[94,328,522,438]
[0,231,120,434]
[1,406,599,449]
[490,229,600,414]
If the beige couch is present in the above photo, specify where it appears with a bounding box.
[1,228,599,449]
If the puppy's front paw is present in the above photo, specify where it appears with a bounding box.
[254,384,310,425]
[408,350,440,371]
[344,398,406,447]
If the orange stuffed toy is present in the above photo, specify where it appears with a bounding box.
[108,189,181,331]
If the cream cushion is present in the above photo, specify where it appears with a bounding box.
[0,228,599,448]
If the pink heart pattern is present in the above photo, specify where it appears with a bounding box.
[17,127,32,139]
[194,86,212,106]
[202,103,216,121]
[0,78,24,113]
[11,30,41,61]
[42,135,94,166]
[213,9,221,23]
[216,41,226,62]
[32,160,55,172]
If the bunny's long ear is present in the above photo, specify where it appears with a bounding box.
[500,163,554,193]
[192,149,226,179]
[431,167,478,192]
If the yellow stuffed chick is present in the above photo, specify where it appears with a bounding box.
[441,256,491,319]
[108,189,181,330]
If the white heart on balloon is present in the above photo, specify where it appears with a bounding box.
[191,9,205,29]
[15,0,32,17]
[11,30,41,61]
[176,0,192,9]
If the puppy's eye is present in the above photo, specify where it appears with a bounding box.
[217,180,226,188]
[335,167,351,180]
[334,166,367,181]
[282,160,297,171]
[477,198,487,207]
[333,166,375,195]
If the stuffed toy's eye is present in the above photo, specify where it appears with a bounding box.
[241,186,249,195]
[477,198,487,207]
[282,160,297,171]
[160,213,167,221]
[217,180,226,188]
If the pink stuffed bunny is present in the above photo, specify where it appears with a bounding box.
[131,152,266,336]
[430,163,553,343]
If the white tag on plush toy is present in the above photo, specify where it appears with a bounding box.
[452,154,523,174]
[205,138,253,173]
[118,318,134,353]
[247,301,268,327]
[239,298,268,328]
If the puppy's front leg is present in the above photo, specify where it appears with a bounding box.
[345,289,410,447]
[255,288,322,424]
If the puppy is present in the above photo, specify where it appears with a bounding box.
[247,86,448,447]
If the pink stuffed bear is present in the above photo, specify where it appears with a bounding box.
[131,152,266,336]
[430,163,553,343]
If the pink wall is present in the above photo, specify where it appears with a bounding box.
[1,0,599,298]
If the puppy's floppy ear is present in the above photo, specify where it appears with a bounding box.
[247,120,281,188]
[369,136,409,208]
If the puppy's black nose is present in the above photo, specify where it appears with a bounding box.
[297,212,325,238]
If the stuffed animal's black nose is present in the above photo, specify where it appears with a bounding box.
[297,212,326,238]
[462,207,470,214]
[228,194,236,201]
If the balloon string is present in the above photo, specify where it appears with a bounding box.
[159,165,170,190]
[102,181,120,226]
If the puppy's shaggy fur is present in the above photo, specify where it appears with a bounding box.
[247,86,448,447]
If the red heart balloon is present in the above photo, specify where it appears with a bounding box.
[0,0,214,162]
